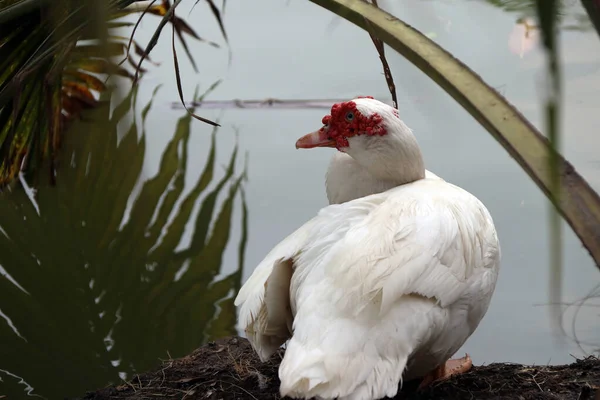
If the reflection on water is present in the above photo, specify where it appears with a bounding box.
[0,87,247,399]
[481,0,592,31]
[482,0,594,57]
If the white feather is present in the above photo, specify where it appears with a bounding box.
[234,98,501,400]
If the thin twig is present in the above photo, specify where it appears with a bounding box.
[134,0,184,83]
[169,97,412,110]
[365,0,398,109]
[226,382,259,400]
[122,377,138,392]
[170,8,220,126]
[530,372,544,392]
[119,0,159,67]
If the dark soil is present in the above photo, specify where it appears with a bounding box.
[77,336,600,400]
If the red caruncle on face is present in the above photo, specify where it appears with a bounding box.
[319,100,387,149]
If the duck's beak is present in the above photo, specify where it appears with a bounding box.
[295,129,336,149]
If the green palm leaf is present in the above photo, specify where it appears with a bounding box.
[0,0,226,188]
[0,85,247,398]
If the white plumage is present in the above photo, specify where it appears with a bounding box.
[234,97,500,400]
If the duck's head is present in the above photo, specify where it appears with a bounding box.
[296,96,425,185]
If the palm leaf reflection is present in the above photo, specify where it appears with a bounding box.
[0,86,247,399]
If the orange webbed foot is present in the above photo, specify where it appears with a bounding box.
[417,353,473,390]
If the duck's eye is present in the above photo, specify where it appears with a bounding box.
[345,112,354,122]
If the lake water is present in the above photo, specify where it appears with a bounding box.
[1,0,599,398]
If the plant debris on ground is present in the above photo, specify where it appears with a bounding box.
[76,336,600,400]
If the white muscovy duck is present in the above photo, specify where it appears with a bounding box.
[234,96,500,400]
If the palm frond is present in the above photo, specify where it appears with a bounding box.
[0,0,226,188]
[0,84,246,399]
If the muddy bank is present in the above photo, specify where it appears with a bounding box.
[78,336,599,400]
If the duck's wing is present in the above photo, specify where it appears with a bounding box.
[234,214,323,361]
[234,195,385,361]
